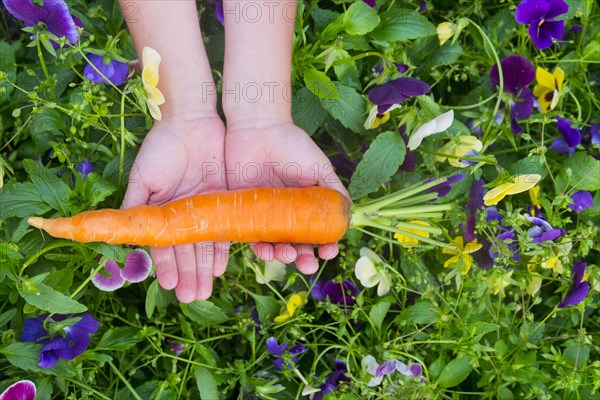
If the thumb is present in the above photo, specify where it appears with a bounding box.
[318,162,350,200]
[121,179,150,209]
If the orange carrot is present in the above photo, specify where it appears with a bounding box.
[28,187,350,246]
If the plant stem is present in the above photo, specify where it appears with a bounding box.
[36,38,56,100]
[119,89,127,187]
[109,360,143,400]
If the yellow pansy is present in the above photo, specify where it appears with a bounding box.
[394,220,430,247]
[436,136,483,168]
[483,174,541,206]
[437,22,455,46]
[529,186,541,212]
[364,104,400,129]
[491,269,513,295]
[443,237,482,275]
[541,256,564,274]
[533,66,564,113]
[142,47,165,121]
[274,292,306,323]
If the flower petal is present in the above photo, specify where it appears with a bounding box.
[569,191,593,212]
[142,47,162,70]
[368,77,430,108]
[0,380,36,400]
[505,174,541,194]
[490,56,535,94]
[515,0,549,24]
[376,360,398,377]
[556,117,581,147]
[21,317,48,343]
[43,0,80,44]
[408,110,454,150]
[91,259,126,291]
[376,272,391,296]
[362,355,379,376]
[558,281,589,308]
[266,337,287,356]
[572,261,587,286]
[545,0,569,19]
[121,249,153,283]
[535,67,556,91]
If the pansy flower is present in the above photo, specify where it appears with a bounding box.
[407,110,454,150]
[581,123,600,148]
[368,77,430,115]
[21,313,99,368]
[0,380,36,400]
[464,180,495,269]
[75,158,94,179]
[483,174,541,206]
[167,339,185,356]
[436,135,483,168]
[364,104,401,129]
[558,261,589,308]
[550,117,581,156]
[312,278,360,306]
[515,0,568,49]
[491,269,514,295]
[2,0,81,46]
[437,22,455,46]
[533,66,564,113]
[524,214,565,242]
[266,337,306,371]
[569,190,593,212]
[84,54,129,86]
[362,355,425,387]
[312,360,350,400]
[92,249,152,291]
[443,237,483,275]
[274,292,306,323]
[355,248,392,296]
[141,47,165,121]
[489,228,520,265]
[423,174,465,200]
[489,55,535,134]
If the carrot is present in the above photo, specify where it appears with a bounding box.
[27,187,351,246]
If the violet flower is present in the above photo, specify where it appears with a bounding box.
[525,214,565,242]
[91,258,126,292]
[515,0,568,49]
[399,125,417,172]
[368,77,430,114]
[489,55,535,134]
[21,313,99,368]
[84,54,129,86]
[569,191,593,212]
[2,0,80,46]
[464,180,494,269]
[0,380,36,400]
[313,360,350,400]
[312,279,360,306]
[266,337,306,371]
[363,355,425,387]
[550,117,581,155]
[489,228,520,263]
[558,261,589,308]
[75,158,94,179]
[581,123,599,148]
[424,174,465,200]
[91,249,152,292]
[167,339,185,356]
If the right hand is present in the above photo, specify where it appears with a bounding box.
[121,114,229,303]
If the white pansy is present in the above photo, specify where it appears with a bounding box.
[355,248,392,296]
[407,110,454,150]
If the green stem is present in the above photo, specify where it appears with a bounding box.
[359,177,449,213]
[375,204,452,217]
[361,221,453,249]
[451,94,497,110]
[331,51,386,67]
[19,242,75,283]
[109,361,143,400]
[70,258,109,299]
[119,89,127,187]
[36,38,56,100]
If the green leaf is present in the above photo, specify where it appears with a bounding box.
[73,172,117,209]
[0,308,16,327]
[372,9,436,42]
[0,342,75,377]
[343,1,380,35]
[0,182,52,218]
[95,327,143,351]
[146,279,177,318]
[19,279,87,314]
[557,153,600,191]
[509,156,548,180]
[181,301,229,326]
[30,108,67,135]
[369,301,391,331]
[0,41,16,103]
[320,83,367,133]
[397,301,438,324]
[23,159,71,214]
[292,88,328,135]
[86,242,128,263]
[304,68,339,100]
[195,366,219,400]
[437,355,475,388]
[563,340,590,368]
[248,292,279,323]
[349,131,406,199]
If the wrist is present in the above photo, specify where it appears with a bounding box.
[221,80,292,126]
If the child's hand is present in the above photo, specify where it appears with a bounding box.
[122,115,228,303]
[225,119,349,274]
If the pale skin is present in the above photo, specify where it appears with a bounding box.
[120,0,348,302]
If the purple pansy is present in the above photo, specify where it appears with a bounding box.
[569,190,593,212]
[399,125,417,172]
[515,0,568,49]
[91,259,126,291]
[329,146,362,179]
[464,180,494,269]
[363,0,376,7]
[525,214,565,242]
[84,54,129,86]
[419,0,427,13]
[489,228,520,263]
[266,337,306,371]
[368,77,430,114]
[75,158,94,179]
[364,355,426,386]
[424,174,465,200]
[372,62,409,78]
[550,117,581,156]
[2,0,80,46]
[167,339,185,356]
[0,380,36,400]
[490,56,535,134]
[312,279,360,306]
[313,360,350,400]
[558,261,589,308]
[21,313,99,368]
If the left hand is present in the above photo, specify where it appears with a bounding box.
[225,119,349,274]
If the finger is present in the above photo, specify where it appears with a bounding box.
[250,243,274,261]
[173,244,197,303]
[195,242,214,301]
[121,174,149,209]
[318,243,339,260]
[294,244,319,275]
[213,242,230,277]
[274,244,297,264]
[150,246,178,290]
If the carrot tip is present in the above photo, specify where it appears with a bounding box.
[28,216,46,229]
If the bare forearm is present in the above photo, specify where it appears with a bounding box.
[120,0,217,118]
[222,0,297,124]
